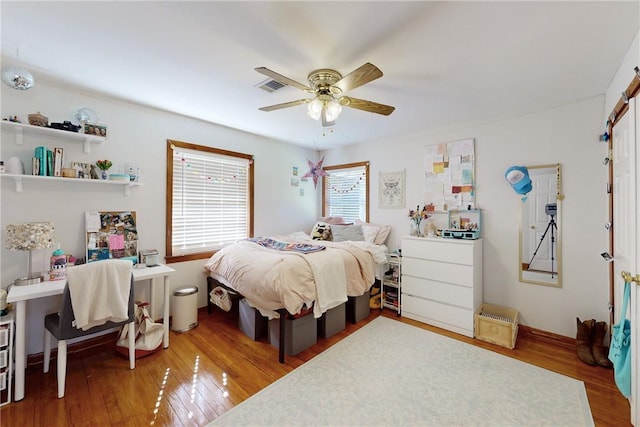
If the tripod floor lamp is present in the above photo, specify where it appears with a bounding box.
[6,222,55,286]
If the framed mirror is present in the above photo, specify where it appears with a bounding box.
[519,164,562,287]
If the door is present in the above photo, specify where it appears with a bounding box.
[612,96,638,424]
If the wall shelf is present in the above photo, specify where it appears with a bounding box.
[1,120,105,154]
[0,173,141,196]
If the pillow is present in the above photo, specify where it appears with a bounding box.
[356,220,391,245]
[320,216,349,225]
[374,225,391,245]
[310,221,332,241]
[331,224,365,242]
[361,224,381,244]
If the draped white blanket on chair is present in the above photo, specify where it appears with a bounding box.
[67,259,132,330]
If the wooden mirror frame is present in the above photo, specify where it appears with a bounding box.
[519,163,563,287]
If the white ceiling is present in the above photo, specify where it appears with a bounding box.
[1,1,638,150]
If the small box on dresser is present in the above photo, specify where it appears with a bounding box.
[474,303,519,349]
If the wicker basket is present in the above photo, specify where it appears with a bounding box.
[28,112,48,127]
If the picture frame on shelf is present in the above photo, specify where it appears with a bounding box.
[449,215,461,229]
[83,122,108,138]
[71,162,92,179]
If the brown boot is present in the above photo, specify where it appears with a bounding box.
[576,318,596,365]
[592,321,613,368]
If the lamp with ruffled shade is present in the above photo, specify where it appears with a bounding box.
[6,222,55,285]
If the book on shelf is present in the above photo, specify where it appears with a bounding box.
[46,149,53,176]
[53,147,63,177]
[34,146,47,176]
[31,157,39,175]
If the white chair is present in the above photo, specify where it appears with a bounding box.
[43,271,135,398]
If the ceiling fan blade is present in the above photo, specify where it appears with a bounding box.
[340,96,395,116]
[259,99,310,112]
[332,63,383,93]
[255,67,312,92]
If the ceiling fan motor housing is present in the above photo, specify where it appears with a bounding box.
[308,69,343,94]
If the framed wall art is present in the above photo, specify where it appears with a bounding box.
[379,169,406,208]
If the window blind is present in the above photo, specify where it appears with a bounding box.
[324,165,367,222]
[171,148,250,255]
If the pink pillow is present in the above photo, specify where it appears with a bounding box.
[320,216,349,225]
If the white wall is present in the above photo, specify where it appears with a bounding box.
[1,78,318,354]
[322,95,609,338]
[605,31,639,121]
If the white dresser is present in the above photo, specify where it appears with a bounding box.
[401,236,482,337]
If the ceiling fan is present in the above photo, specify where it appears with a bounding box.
[255,62,395,127]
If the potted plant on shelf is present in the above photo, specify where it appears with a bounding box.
[95,159,112,180]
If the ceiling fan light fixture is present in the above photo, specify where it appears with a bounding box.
[307,98,323,120]
[1,65,34,90]
[324,99,342,122]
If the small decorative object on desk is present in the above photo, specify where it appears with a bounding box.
[49,248,66,281]
[408,205,430,237]
[95,159,112,180]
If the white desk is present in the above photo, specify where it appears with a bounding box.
[7,263,175,402]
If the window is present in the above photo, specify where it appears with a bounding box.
[322,161,369,223]
[166,139,254,263]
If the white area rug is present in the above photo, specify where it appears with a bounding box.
[208,317,593,427]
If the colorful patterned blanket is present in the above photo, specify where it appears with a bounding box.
[246,237,326,254]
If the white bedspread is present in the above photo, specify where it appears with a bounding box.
[203,234,387,319]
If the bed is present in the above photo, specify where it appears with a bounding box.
[203,222,390,361]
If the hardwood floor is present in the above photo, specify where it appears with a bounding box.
[1,307,630,426]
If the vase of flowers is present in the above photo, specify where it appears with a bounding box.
[408,205,429,237]
[95,159,112,180]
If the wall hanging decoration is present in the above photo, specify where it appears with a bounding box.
[302,156,329,188]
[424,138,475,210]
[379,169,406,208]
[85,211,138,264]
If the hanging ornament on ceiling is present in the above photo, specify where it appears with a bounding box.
[1,64,34,90]
[302,156,329,188]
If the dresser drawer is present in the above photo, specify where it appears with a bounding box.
[403,295,474,332]
[402,276,475,309]
[403,257,475,287]
[402,237,476,264]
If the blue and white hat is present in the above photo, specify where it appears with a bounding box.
[504,166,532,195]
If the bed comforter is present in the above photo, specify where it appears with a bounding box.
[203,234,387,319]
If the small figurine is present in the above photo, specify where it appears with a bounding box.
[90,164,99,179]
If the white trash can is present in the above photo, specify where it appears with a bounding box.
[171,286,199,332]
